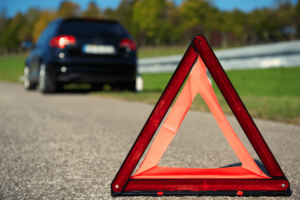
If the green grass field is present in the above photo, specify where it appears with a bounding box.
[97,67,300,125]
[142,67,300,98]
[0,54,299,125]
[0,55,26,82]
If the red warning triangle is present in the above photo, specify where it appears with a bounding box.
[111,36,290,197]
[132,55,268,180]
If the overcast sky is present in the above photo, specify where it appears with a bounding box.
[0,0,298,18]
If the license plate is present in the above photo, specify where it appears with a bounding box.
[82,44,115,54]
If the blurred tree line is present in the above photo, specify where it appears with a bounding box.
[0,0,300,54]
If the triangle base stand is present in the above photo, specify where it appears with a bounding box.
[112,188,291,197]
[112,178,290,197]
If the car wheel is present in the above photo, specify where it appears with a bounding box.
[55,83,64,92]
[127,75,143,92]
[127,81,136,91]
[24,66,37,90]
[39,64,56,93]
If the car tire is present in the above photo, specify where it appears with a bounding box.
[55,83,64,92]
[125,81,135,91]
[127,75,143,92]
[39,64,56,93]
[24,66,37,90]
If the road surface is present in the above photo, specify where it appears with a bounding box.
[0,82,299,199]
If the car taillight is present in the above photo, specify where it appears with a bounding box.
[49,35,76,49]
[119,38,136,51]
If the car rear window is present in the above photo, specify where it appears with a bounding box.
[58,20,131,38]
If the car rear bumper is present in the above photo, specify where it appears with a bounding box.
[56,72,135,83]
[48,63,137,83]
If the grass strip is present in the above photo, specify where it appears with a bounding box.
[143,67,300,98]
[92,91,300,125]
[0,55,25,82]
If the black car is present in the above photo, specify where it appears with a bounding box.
[23,18,142,93]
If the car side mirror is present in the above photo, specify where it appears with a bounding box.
[21,41,35,49]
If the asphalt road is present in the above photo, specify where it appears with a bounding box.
[0,82,299,200]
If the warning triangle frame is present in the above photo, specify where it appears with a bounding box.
[111,36,290,197]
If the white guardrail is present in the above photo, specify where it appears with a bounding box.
[138,40,300,73]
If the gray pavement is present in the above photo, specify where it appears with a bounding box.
[0,82,299,199]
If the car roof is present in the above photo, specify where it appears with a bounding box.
[62,18,119,24]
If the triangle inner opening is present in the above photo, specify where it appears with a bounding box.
[159,93,241,169]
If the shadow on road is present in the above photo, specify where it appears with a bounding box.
[56,89,92,94]
[220,159,270,176]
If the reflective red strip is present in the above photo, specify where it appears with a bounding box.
[131,166,269,179]
[124,179,289,191]
[111,46,198,192]
[192,36,284,177]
